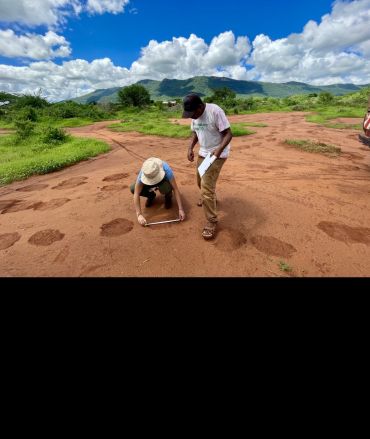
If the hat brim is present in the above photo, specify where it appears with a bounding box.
[140,166,165,186]
[182,110,196,119]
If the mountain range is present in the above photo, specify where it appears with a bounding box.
[70,76,370,104]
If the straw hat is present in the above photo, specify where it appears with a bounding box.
[140,157,165,186]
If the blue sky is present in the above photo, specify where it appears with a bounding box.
[0,0,369,100]
[61,0,335,67]
[0,0,335,67]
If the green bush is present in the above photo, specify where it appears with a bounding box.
[18,106,38,122]
[318,92,334,104]
[292,104,306,111]
[44,101,110,121]
[15,94,49,109]
[15,119,35,140]
[42,127,69,144]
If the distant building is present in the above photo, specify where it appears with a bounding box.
[162,100,178,107]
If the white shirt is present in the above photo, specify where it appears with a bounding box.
[191,103,231,159]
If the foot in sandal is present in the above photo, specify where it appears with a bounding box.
[202,222,217,240]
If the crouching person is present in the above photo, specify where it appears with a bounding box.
[130,157,186,226]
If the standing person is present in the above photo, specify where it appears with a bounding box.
[183,94,233,240]
[130,157,186,226]
[363,94,370,140]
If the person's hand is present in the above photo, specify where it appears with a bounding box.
[187,148,194,162]
[137,214,147,226]
[213,150,220,159]
[179,209,186,221]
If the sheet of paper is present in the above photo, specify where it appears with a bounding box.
[198,153,217,178]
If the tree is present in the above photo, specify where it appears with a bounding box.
[209,87,236,102]
[15,93,49,109]
[118,84,151,108]
[318,92,334,105]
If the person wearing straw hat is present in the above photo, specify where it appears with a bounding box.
[130,157,186,226]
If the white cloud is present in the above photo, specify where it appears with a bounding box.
[0,0,80,27]
[0,31,251,101]
[86,0,130,15]
[248,0,370,84]
[0,30,71,59]
[0,0,129,27]
[130,31,251,81]
[0,58,130,101]
[1,1,370,101]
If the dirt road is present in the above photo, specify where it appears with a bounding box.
[1,113,369,277]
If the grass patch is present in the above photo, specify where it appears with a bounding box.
[285,139,341,157]
[52,117,99,128]
[279,261,293,273]
[231,123,255,136]
[0,115,119,130]
[0,120,14,129]
[0,133,109,185]
[321,122,362,130]
[306,106,364,129]
[109,114,255,138]
[110,118,191,138]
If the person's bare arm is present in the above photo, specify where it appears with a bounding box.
[134,182,147,226]
[213,128,233,158]
[169,177,185,221]
[187,131,199,162]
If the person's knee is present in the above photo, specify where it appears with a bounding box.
[158,182,172,195]
[201,185,214,200]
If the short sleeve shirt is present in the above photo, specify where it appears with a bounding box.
[191,103,231,158]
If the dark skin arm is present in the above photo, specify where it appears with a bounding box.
[213,128,233,158]
[187,131,199,162]
[187,128,232,161]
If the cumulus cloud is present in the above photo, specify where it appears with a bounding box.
[0,0,81,27]
[0,58,131,101]
[130,31,251,81]
[0,0,129,27]
[0,31,251,100]
[86,0,130,15]
[1,1,370,101]
[248,0,370,84]
[0,30,71,59]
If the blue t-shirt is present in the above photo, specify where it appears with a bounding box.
[137,161,174,185]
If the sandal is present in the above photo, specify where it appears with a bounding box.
[202,222,217,240]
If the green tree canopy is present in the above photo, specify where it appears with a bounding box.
[118,84,151,108]
[209,87,236,102]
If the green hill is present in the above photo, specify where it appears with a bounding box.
[0,91,20,105]
[62,76,370,103]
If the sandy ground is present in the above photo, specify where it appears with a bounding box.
[0,113,369,277]
[0,129,12,135]
[331,117,364,125]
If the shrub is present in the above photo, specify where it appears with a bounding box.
[15,119,35,140]
[318,92,334,104]
[18,106,38,122]
[292,105,306,111]
[15,94,49,109]
[42,127,68,144]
